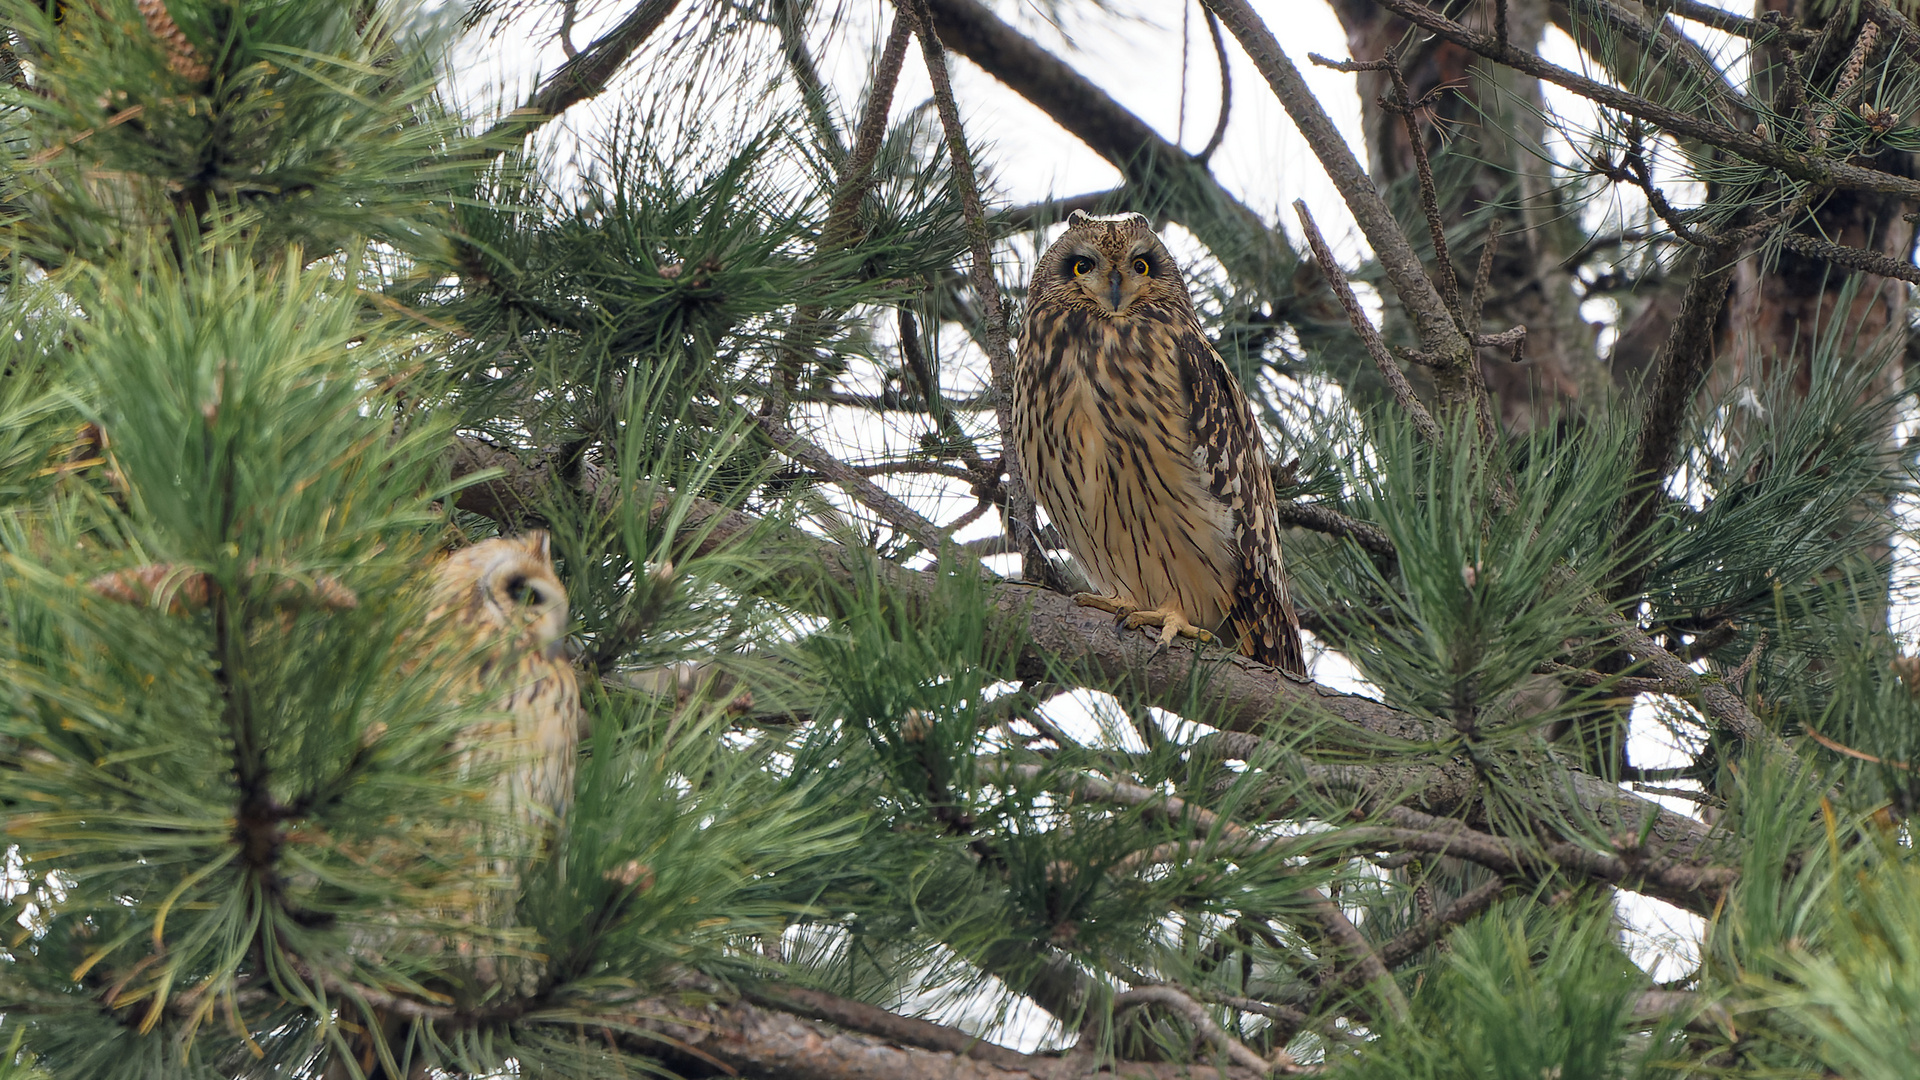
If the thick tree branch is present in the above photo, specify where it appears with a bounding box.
[619,992,1269,1080]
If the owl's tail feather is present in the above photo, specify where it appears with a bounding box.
[1231,604,1306,677]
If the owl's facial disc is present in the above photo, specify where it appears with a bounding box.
[491,566,568,648]
[1064,241,1156,316]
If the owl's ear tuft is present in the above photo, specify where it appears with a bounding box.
[1066,209,1091,227]
[520,530,553,561]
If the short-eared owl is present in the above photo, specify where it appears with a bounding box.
[426,530,580,830]
[1013,211,1305,675]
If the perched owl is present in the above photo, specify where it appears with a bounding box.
[328,532,580,1080]
[1014,211,1305,675]
[425,529,581,835]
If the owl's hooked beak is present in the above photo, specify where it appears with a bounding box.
[1108,270,1122,311]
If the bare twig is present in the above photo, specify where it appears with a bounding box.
[1206,0,1482,420]
[1198,7,1234,163]
[1293,201,1444,447]
[1347,806,1740,906]
[1109,986,1288,1073]
[754,413,956,555]
[1271,500,1397,560]
[482,0,682,146]
[1368,0,1920,200]
[898,306,995,481]
[901,0,1042,582]
[1375,878,1506,968]
[1474,325,1526,363]
[772,0,848,165]
[1319,47,1466,327]
[1467,220,1500,336]
[1534,661,1676,696]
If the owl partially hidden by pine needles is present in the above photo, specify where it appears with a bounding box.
[425,530,580,842]
[1014,211,1305,675]
[334,532,581,1080]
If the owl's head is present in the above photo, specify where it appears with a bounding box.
[431,530,570,656]
[1027,210,1193,319]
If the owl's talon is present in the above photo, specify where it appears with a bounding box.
[1072,592,1137,618]
[1121,607,1213,646]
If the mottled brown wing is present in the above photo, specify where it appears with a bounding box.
[1176,324,1306,676]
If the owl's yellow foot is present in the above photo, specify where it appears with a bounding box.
[1122,607,1215,647]
[1072,592,1138,618]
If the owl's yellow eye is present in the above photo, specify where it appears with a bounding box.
[506,574,543,606]
[1132,257,1150,276]
[1069,256,1094,276]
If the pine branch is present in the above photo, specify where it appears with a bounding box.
[993,762,1411,1021]
[1197,8,1233,163]
[754,413,957,556]
[1268,501,1392,563]
[737,983,1032,1067]
[772,0,848,166]
[618,991,1272,1080]
[1656,0,1815,45]
[901,0,1042,583]
[918,0,1294,284]
[1369,0,1920,200]
[1779,229,1920,286]
[1348,806,1740,910]
[1860,0,1920,68]
[1374,878,1507,968]
[821,14,915,249]
[1558,0,1755,122]
[1207,0,1484,422]
[1292,200,1444,447]
[481,0,683,145]
[444,443,1729,901]
[1108,986,1292,1073]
